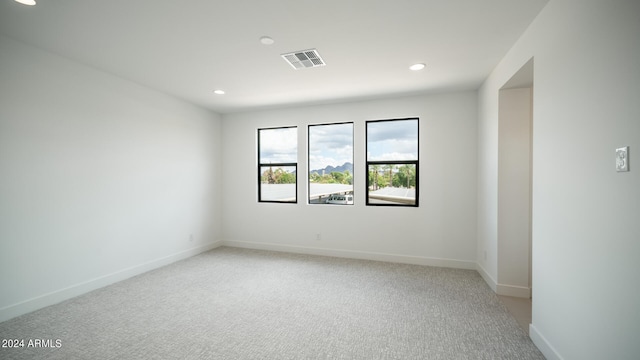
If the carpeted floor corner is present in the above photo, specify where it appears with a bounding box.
[0,247,544,359]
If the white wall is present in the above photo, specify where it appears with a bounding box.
[476,82,500,288]
[478,0,640,358]
[221,93,478,268]
[0,36,223,322]
[498,87,532,297]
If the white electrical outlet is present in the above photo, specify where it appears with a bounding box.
[315,233,321,241]
[616,146,629,172]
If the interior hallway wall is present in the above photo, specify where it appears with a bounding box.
[477,1,640,358]
[498,87,532,298]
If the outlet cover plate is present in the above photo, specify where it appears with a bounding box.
[616,146,629,172]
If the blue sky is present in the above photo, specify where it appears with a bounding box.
[308,123,353,171]
[367,119,418,161]
[259,119,417,168]
[259,127,297,163]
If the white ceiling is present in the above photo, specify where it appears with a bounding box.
[0,0,548,113]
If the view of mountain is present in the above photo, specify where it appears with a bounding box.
[310,162,353,175]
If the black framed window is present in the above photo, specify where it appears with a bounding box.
[308,122,354,205]
[366,118,419,206]
[258,126,297,203]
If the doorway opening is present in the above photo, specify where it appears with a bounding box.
[497,57,534,334]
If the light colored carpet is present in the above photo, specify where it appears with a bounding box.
[0,247,544,359]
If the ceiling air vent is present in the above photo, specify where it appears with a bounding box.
[281,49,326,69]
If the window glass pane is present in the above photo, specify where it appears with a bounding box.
[366,119,418,161]
[366,118,419,207]
[259,127,297,163]
[258,126,297,203]
[367,164,416,205]
[259,165,296,202]
[309,123,354,205]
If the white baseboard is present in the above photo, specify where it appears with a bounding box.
[496,283,531,298]
[476,264,530,298]
[530,324,564,360]
[222,240,476,270]
[476,263,497,292]
[0,241,222,323]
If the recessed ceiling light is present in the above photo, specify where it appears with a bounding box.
[409,63,426,71]
[213,90,225,95]
[15,0,36,5]
[259,36,275,45]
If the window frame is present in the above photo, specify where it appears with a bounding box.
[257,126,298,204]
[307,122,354,205]
[365,118,419,207]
